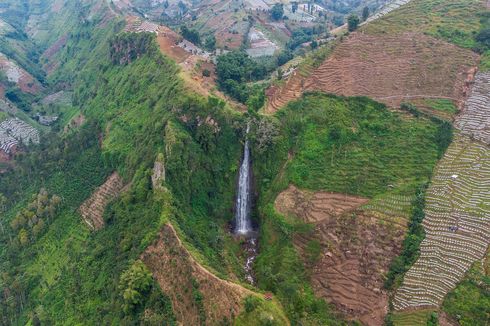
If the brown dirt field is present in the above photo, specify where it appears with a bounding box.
[275,184,369,223]
[141,223,254,326]
[79,172,124,230]
[275,185,405,325]
[304,32,478,109]
[156,26,190,64]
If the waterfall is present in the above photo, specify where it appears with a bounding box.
[235,123,252,235]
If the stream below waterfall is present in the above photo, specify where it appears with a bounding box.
[234,122,258,285]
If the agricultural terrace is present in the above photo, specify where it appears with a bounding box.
[455,72,490,144]
[0,54,42,94]
[394,67,490,312]
[0,118,39,154]
[275,185,405,325]
[79,172,124,231]
[304,32,478,110]
[363,0,485,49]
[394,135,490,310]
[362,0,413,25]
[266,0,484,114]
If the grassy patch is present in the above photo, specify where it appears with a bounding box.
[390,309,438,326]
[235,295,289,326]
[443,255,490,326]
[423,99,458,115]
[363,0,483,49]
[274,93,444,198]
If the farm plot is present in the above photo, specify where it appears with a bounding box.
[0,54,42,94]
[394,135,490,310]
[455,72,490,144]
[79,172,124,231]
[246,27,279,58]
[0,118,39,154]
[245,0,270,10]
[124,17,158,34]
[304,32,478,109]
[363,0,413,25]
[265,63,312,113]
[275,185,405,326]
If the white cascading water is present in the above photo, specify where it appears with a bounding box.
[235,123,252,235]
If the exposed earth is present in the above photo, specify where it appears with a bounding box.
[275,185,406,325]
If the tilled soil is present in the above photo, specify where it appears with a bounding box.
[79,172,124,230]
[305,32,478,110]
[275,185,405,325]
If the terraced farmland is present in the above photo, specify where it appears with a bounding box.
[265,64,312,114]
[363,0,413,24]
[0,118,39,154]
[394,135,490,310]
[275,185,406,326]
[455,72,490,144]
[79,172,124,231]
[304,32,478,109]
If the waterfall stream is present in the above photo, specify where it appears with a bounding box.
[234,123,257,284]
[235,123,252,235]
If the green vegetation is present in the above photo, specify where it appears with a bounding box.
[364,0,484,49]
[181,25,201,45]
[271,3,284,21]
[235,295,290,326]
[443,257,490,326]
[422,99,458,115]
[388,309,438,326]
[9,188,61,247]
[250,93,448,324]
[347,14,360,32]
[273,94,446,197]
[384,184,428,290]
[119,260,153,312]
[0,28,244,325]
[216,51,269,104]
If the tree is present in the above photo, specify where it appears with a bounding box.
[181,26,201,45]
[119,260,153,313]
[291,2,298,13]
[347,14,360,32]
[270,3,284,21]
[362,6,370,21]
[204,35,216,51]
[476,28,490,48]
[163,0,169,9]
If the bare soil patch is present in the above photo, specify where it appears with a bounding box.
[275,184,368,223]
[304,32,478,109]
[79,172,124,230]
[156,25,190,64]
[141,223,253,326]
[275,185,405,325]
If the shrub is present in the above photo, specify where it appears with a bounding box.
[119,260,153,313]
[347,14,360,32]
